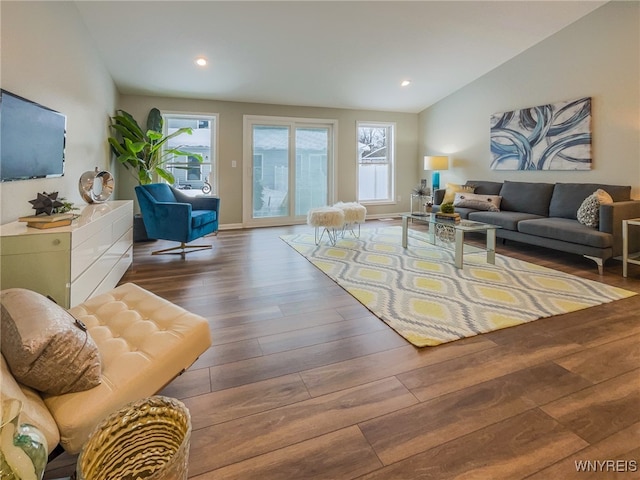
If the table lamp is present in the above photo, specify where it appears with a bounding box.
[424,156,449,190]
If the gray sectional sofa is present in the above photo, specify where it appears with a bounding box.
[433,180,640,273]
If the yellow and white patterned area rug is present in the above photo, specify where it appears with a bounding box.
[281,226,635,347]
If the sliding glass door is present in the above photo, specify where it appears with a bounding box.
[243,116,336,226]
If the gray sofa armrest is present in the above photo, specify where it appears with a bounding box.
[600,200,640,256]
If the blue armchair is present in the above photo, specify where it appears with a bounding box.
[135,183,220,255]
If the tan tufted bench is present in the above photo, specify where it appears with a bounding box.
[10,282,212,455]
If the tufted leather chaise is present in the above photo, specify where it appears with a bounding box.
[0,282,211,455]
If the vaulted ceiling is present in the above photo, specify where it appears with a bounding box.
[74,1,607,113]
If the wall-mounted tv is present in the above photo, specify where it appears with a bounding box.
[0,89,66,182]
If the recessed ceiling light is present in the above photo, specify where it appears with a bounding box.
[401,80,411,87]
[195,57,208,67]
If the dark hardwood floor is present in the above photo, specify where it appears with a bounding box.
[45,220,640,479]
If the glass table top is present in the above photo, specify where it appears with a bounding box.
[402,212,501,232]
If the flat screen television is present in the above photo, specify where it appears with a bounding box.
[0,89,66,182]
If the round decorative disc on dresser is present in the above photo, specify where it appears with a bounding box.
[79,168,114,203]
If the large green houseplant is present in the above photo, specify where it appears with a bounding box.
[108,108,202,185]
[108,108,203,241]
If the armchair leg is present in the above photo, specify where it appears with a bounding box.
[152,242,212,256]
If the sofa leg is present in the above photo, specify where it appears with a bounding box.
[152,242,212,256]
[584,255,604,275]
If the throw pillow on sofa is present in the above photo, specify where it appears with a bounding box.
[577,189,614,228]
[442,183,476,204]
[594,188,614,205]
[0,288,102,395]
[453,192,502,212]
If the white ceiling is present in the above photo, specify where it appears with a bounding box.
[74,1,607,113]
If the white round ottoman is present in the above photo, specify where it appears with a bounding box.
[307,207,345,245]
[334,202,367,238]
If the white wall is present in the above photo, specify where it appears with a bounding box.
[0,2,117,224]
[6,2,628,228]
[117,96,418,225]
[418,1,640,197]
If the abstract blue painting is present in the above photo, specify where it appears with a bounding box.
[490,97,592,170]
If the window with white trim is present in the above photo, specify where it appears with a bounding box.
[357,122,395,203]
[163,113,218,196]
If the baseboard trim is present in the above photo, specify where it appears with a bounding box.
[219,223,244,231]
[219,213,404,231]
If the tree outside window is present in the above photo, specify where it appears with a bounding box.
[357,122,395,203]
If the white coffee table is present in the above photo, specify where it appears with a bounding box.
[402,213,501,269]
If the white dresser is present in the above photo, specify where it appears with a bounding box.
[0,200,133,308]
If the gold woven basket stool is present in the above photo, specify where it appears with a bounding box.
[76,396,191,480]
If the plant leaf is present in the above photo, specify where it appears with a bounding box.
[146,108,163,133]
[152,127,194,151]
[146,130,163,141]
[123,138,146,154]
[108,137,126,155]
[112,112,144,138]
[111,123,143,142]
[155,167,175,184]
[138,168,153,185]
[164,149,203,163]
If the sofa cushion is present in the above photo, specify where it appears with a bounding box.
[144,183,178,202]
[0,289,102,395]
[594,189,614,205]
[464,180,504,196]
[548,183,631,219]
[498,181,556,216]
[191,209,217,228]
[468,211,544,231]
[454,192,502,212]
[576,195,600,227]
[442,183,476,204]
[517,217,613,248]
[576,189,613,228]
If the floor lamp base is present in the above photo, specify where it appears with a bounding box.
[432,171,441,190]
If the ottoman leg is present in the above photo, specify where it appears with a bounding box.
[327,228,339,246]
[316,227,338,246]
[342,222,361,238]
[327,228,338,246]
